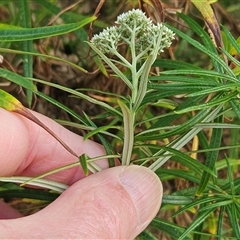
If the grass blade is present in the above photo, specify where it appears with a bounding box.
[222,25,240,54]
[197,116,223,195]
[149,104,223,171]
[0,188,59,201]
[166,24,234,77]
[0,16,96,41]
[137,230,158,240]
[0,176,68,193]
[150,218,190,240]
[178,208,214,240]
[19,0,34,106]
[226,204,240,238]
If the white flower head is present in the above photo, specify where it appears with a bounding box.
[90,9,175,56]
[115,9,152,39]
[91,26,120,54]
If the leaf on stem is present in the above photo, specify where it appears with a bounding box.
[79,154,89,176]
[118,100,134,165]
[0,88,23,111]
[19,0,34,107]
[0,16,96,42]
[196,116,223,195]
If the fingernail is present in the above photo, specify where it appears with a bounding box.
[119,165,163,225]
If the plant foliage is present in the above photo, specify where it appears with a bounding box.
[0,1,240,239]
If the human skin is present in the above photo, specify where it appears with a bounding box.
[0,108,162,239]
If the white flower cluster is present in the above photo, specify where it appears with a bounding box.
[90,9,175,56]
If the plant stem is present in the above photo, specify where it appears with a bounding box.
[130,20,139,106]
[119,101,135,165]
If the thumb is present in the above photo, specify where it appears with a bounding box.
[0,165,162,239]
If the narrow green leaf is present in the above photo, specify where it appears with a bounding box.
[149,75,217,84]
[177,12,223,73]
[31,77,122,116]
[177,12,218,54]
[0,189,59,201]
[225,157,235,196]
[215,158,240,172]
[217,205,225,240]
[153,59,202,70]
[0,182,22,190]
[0,89,23,111]
[197,116,223,195]
[166,24,234,77]
[193,225,204,240]
[150,218,190,240]
[230,99,240,120]
[149,83,215,93]
[141,143,216,176]
[190,0,222,46]
[178,208,214,240]
[136,108,211,141]
[0,16,96,41]
[171,186,198,197]
[222,25,240,55]
[82,112,116,168]
[134,54,154,111]
[226,204,240,238]
[163,147,216,176]
[35,0,96,39]
[234,180,240,194]
[0,47,88,73]
[0,68,37,90]
[36,91,87,125]
[220,47,240,69]
[227,127,240,161]
[0,176,68,193]
[187,83,240,97]
[0,23,21,30]
[149,104,223,171]
[175,92,237,114]
[196,123,240,129]
[93,55,108,77]
[79,154,89,176]
[156,169,201,185]
[87,42,133,89]
[142,91,179,106]
[148,96,204,130]
[19,0,34,106]
[20,155,117,188]
[198,199,233,212]
[137,230,158,240]
[119,101,134,165]
[172,196,220,218]
[84,125,121,141]
[162,195,194,205]
[76,88,127,100]
[161,69,238,83]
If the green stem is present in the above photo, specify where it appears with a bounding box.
[133,54,155,112]
[119,101,135,165]
[87,43,133,89]
[130,20,139,106]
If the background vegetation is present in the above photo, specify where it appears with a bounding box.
[0,0,240,239]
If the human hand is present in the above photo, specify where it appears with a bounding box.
[0,108,162,239]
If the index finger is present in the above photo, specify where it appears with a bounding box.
[0,108,106,185]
